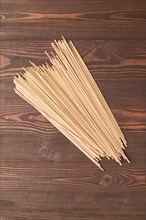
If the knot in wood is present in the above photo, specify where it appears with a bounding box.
[100,174,112,186]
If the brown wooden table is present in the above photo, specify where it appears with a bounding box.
[1,1,146,219]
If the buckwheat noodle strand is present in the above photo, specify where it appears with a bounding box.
[14,37,130,170]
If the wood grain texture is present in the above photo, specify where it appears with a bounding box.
[0,0,146,220]
[1,0,146,40]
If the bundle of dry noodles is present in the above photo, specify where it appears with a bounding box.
[14,37,129,170]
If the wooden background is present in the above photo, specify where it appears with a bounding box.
[0,0,146,219]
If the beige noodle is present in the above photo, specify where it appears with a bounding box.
[14,37,130,170]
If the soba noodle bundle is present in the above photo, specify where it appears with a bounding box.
[14,37,129,170]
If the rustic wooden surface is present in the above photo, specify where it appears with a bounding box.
[0,0,146,220]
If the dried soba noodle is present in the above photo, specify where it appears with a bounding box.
[14,37,130,170]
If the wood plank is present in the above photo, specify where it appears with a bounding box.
[1,40,145,109]
[1,0,145,40]
[1,153,145,220]
[1,189,145,220]
[1,130,145,165]
[1,106,145,133]
[1,40,145,80]
[1,78,145,109]
[2,0,145,13]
